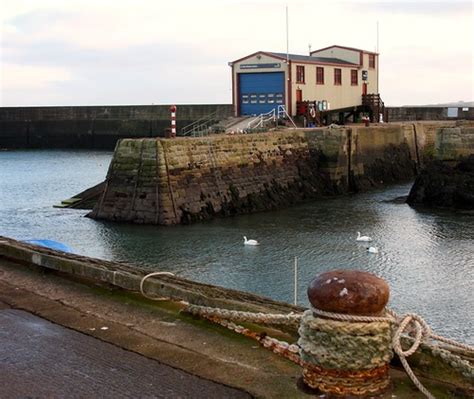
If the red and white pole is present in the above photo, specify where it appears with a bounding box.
[170,105,177,138]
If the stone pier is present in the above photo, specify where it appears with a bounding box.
[88,125,419,225]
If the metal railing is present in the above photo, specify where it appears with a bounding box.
[247,109,276,129]
[246,105,297,131]
[181,111,220,136]
[277,105,297,127]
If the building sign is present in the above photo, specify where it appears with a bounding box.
[362,70,368,81]
[240,63,281,69]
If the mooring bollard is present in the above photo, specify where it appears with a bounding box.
[298,270,393,397]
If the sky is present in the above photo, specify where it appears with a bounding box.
[0,0,473,107]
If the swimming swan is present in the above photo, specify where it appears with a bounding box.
[243,236,259,246]
[367,246,379,254]
[356,232,372,242]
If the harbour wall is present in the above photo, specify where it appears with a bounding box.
[386,106,474,122]
[1,104,472,150]
[89,125,419,225]
[0,104,233,149]
[435,126,474,161]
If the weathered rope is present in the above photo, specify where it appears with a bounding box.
[185,304,301,326]
[191,311,301,365]
[310,306,474,398]
[150,297,473,398]
[299,309,393,396]
[298,310,393,371]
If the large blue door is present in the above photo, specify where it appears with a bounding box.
[239,72,285,116]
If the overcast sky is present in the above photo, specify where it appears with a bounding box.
[0,0,472,107]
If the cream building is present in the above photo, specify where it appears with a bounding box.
[229,45,379,117]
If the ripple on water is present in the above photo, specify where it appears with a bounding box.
[1,151,473,344]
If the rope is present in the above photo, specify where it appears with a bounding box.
[190,310,302,366]
[185,304,301,326]
[145,297,473,397]
[298,309,393,396]
[310,305,396,323]
[139,271,175,301]
[310,306,474,398]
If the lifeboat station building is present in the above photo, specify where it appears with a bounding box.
[229,45,380,120]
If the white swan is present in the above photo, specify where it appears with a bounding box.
[243,236,259,246]
[367,246,379,254]
[356,232,372,242]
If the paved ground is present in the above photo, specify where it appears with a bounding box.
[0,259,303,398]
[0,309,251,399]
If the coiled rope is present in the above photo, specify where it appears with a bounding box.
[310,306,474,399]
[139,273,473,398]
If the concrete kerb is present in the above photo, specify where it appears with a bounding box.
[0,237,304,317]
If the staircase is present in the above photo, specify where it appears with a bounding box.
[362,94,387,123]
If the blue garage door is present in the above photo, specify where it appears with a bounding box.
[239,72,285,116]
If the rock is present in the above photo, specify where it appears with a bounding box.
[307,270,390,316]
[407,155,474,209]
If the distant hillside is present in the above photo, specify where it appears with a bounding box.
[401,101,473,108]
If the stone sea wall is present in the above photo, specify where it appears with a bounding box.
[0,104,233,149]
[407,125,474,209]
[89,125,417,225]
[386,106,474,122]
[435,126,474,161]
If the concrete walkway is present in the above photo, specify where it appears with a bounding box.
[0,309,250,399]
[0,259,304,398]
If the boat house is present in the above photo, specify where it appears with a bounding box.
[229,45,380,119]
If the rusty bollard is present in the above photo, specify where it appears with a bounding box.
[298,270,393,397]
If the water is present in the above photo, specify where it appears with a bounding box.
[1,150,473,344]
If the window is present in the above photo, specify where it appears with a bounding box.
[241,94,249,104]
[369,54,375,68]
[275,93,283,103]
[316,67,324,85]
[250,94,257,104]
[334,68,342,85]
[267,94,275,104]
[351,70,358,85]
[296,65,305,83]
[258,94,266,104]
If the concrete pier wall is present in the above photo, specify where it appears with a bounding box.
[0,104,233,149]
[89,125,418,225]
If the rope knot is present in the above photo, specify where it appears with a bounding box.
[393,313,431,358]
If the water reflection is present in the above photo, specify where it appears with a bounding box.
[1,150,473,344]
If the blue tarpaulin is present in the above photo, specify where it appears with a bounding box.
[23,239,73,253]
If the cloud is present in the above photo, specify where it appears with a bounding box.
[347,0,472,16]
[0,0,472,106]
[1,63,71,90]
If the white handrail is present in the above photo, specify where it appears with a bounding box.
[277,105,297,128]
[247,108,276,129]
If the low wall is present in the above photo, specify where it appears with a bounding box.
[387,106,474,122]
[0,104,233,149]
[0,236,302,314]
[89,125,418,225]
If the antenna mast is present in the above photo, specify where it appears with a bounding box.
[377,20,379,53]
[377,20,380,95]
[286,5,289,64]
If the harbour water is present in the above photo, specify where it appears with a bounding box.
[1,150,473,344]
